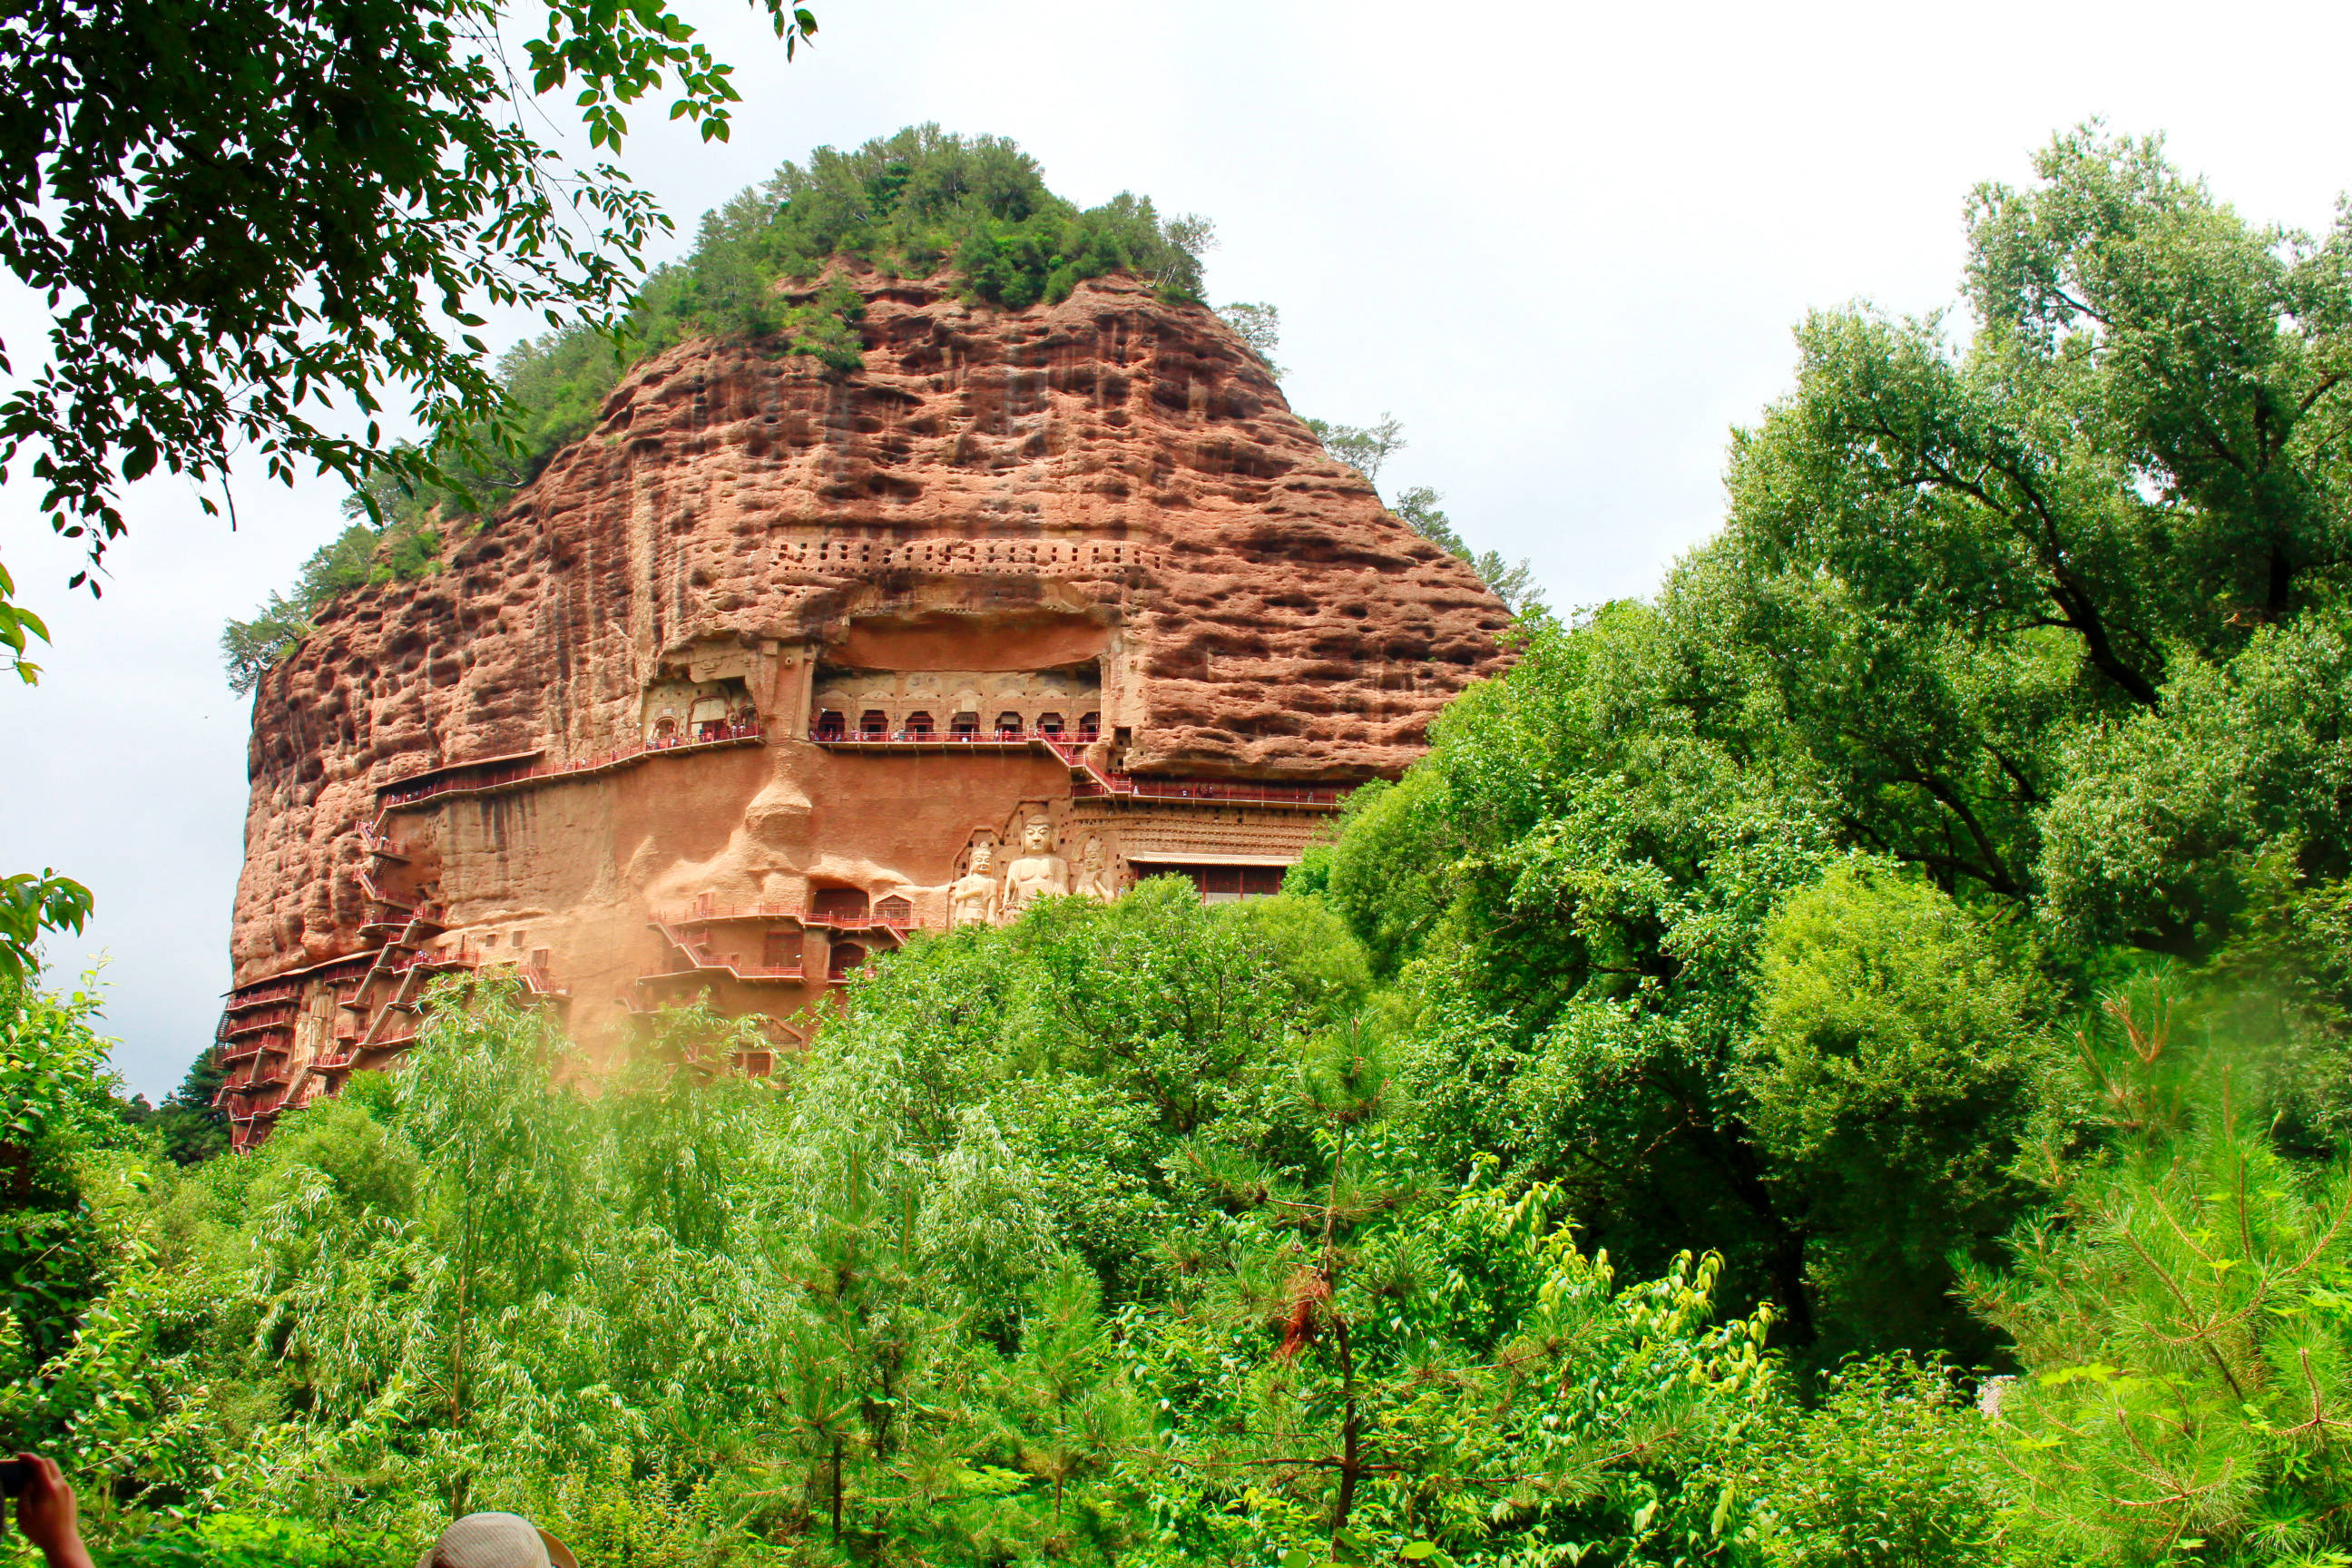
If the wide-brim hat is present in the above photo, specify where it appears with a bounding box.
[416,1512,578,1568]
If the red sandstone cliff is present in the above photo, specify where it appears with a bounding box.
[230,269,1510,985]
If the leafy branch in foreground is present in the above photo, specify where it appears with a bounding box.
[0,871,93,985]
[4,0,819,607]
[1971,985,2352,1565]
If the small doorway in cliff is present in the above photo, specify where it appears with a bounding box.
[995,710,1024,738]
[812,887,869,923]
[859,710,887,740]
[1078,711,1101,740]
[816,710,846,740]
[828,941,868,980]
[874,895,912,926]
[951,710,980,738]
[1037,712,1064,736]
[903,710,934,739]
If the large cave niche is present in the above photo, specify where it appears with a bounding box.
[641,674,756,745]
[810,661,1101,741]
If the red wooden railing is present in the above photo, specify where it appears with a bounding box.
[358,821,407,859]
[219,1005,298,1039]
[662,899,915,936]
[810,728,1072,748]
[225,981,303,1012]
[810,728,1346,809]
[648,920,810,984]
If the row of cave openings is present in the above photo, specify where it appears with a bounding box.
[812,710,1102,741]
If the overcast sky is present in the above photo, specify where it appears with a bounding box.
[7,0,2350,1097]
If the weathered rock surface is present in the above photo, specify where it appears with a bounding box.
[233,270,1508,983]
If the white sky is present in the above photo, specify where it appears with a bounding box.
[6,0,2348,1097]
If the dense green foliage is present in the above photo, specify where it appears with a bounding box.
[38,126,2352,1565]
[218,125,1212,689]
[6,907,1817,1563]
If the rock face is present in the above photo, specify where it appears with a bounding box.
[215,269,1510,1146]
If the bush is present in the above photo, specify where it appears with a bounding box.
[1720,1356,2008,1567]
[92,1514,397,1568]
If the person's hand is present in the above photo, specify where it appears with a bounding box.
[12,1455,93,1568]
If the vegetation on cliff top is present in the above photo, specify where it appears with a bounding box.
[219,125,1214,692]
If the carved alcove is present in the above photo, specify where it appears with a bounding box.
[808,608,1112,739]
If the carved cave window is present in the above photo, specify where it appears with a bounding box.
[874,895,912,925]
[1079,711,1101,739]
[903,710,934,739]
[828,941,868,979]
[817,710,846,740]
[951,710,980,737]
[859,710,887,739]
[995,710,1024,737]
[1037,711,1064,735]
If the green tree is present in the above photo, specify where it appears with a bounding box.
[1710,126,2352,912]
[1310,415,1539,613]
[1970,988,2352,1565]
[119,1046,229,1167]
[1740,862,2057,1361]
[1217,301,1285,377]
[1308,414,1406,487]
[2040,608,2352,956]
[1128,1104,1783,1566]
[1705,1355,2009,1567]
[1320,603,1842,1339]
[0,970,134,1371]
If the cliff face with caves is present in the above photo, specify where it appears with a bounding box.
[217,268,1509,1146]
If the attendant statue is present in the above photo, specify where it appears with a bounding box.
[999,818,1071,916]
[1072,837,1119,900]
[948,843,1001,928]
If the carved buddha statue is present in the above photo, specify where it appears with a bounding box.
[947,842,1001,928]
[999,818,1071,916]
[1072,836,1119,900]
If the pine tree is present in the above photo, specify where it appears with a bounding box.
[1124,1021,1779,1566]
[1969,985,2352,1565]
